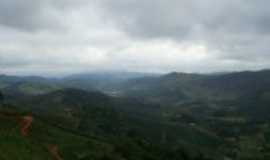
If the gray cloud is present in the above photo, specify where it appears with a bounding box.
[100,0,270,37]
[0,0,57,31]
[0,0,89,32]
[99,0,270,60]
[0,0,270,75]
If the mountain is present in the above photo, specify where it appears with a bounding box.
[113,70,270,104]
[61,72,160,94]
[0,75,60,96]
[0,72,158,96]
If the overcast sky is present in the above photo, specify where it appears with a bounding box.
[0,0,270,76]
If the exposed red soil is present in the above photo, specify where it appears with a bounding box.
[47,144,63,160]
[18,114,33,137]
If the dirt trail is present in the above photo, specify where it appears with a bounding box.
[47,144,63,160]
[19,115,33,137]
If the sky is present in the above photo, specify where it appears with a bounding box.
[0,0,270,76]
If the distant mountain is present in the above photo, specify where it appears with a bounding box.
[113,70,270,104]
[0,72,159,96]
[65,71,159,81]
[3,70,270,102]
[61,71,160,92]
[0,75,60,96]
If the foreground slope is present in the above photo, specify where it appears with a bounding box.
[0,89,222,160]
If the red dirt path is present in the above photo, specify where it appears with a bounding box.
[18,114,33,137]
[47,144,63,160]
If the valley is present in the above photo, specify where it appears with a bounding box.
[1,70,270,159]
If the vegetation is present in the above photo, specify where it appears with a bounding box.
[0,91,3,104]
[1,70,270,159]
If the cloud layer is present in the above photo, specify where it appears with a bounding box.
[1,0,270,76]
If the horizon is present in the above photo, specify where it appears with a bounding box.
[1,68,270,78]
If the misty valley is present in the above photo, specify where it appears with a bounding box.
[1,70,270,160]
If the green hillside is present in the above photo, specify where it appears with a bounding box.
[2,70,270,159]
[0,89,219,160]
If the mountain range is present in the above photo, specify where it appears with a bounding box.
[1,70,270,159]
